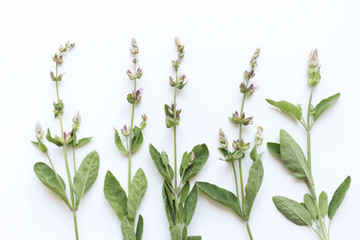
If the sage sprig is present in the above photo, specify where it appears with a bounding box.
[197,49,263,240]
[104,38,147,240]
[149,37,209,240]
[32,42,100,240]
[267,49,350,240]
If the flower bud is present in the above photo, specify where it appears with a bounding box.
[121,125,130,136]
[140,114,147,130]
[232,140,240,151]
[126,70,134,80]
[169,76,176,87]
[136,67,143,79]
[219,128,228,148]
[255,126,263,146]
[307,49,321,86]
[35,121,43,139]
[240,139,250,151]
[72,111,81,130]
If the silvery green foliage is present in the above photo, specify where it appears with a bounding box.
[267,49,349,240]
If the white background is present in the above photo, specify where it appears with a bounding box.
[0,0,359,239]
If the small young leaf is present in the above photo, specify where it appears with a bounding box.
[243,159,264,218]
[182,144,209,183]
[328,176,351,219]
[266,99,302,121]
[115,128,128,154]
[267,142,280,158]
[76,137,93,148]
[32,141,48,153]
[280,130,312,183]
[104,171,128,221]
[319,191,328,218]
[180,181,190,204]
[273,196,313,226]
[197,182,243,220]
[303,193,317,220]
[46,128,63,147]
[184,184,198,226]
[313,93,340,122]
[121,217,136,240]
[73,150,100,208]
[131,126,143,154]
[181,151,191,172]
[127,168,148,221]
[136,215,144,240]
[162,182,175,228]
[149,144,172,183]
[34,162,71,209]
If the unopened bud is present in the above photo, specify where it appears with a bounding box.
[35,121,43,139]
[126,70,134,80]
[255,126,264,146]
[232,140,240,151]
[140,114,147,130]
[136,67,143,79]
[72,111,81,130]
[121,125,130,136]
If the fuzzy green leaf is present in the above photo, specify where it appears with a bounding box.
[136,215,144,240]
[149,144,172,183]
[76,137,92,148]
[313,93,340,121]
[162,182,175,228]
[243,159,264,218]
[184,184,198,226]
[46,128,63,147]
[171,224,184,240]
[131,126,143,154]
[328,176,351,219]
[280,130,312,183]
[267,142,281,158]
[187,237,201,240]
[128,168,147,221]
[319,191,328,218]
[197,182,243,220]
[180,181,190,204]
[273,196,313,226]
[182,144,209,183]
[266,99,302,121]
[34,162,70,209]
[121,217,136,240]
[104,171,128,221]
[32,141,48,153]
[115,128,128,154]
[73,150,100,208]
[304,194,317,220]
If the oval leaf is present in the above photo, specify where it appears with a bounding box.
[34,162,70,209]
[115,128,128,154]
[128,168,148,220]
[313,93,340,122]
[104,170,128,221]
[131,127,143,154]
[182,144,209,183]
[266,99,302,121]
[267,142,280,158]
[328,176,351,219]
[121,217,136,240]
[149,144,172,183]
[197,181,243,220]
[304,194,317,220]
[73,150,100,208]
[76,137,93,148]
[273,196,313,226]
[243,159,264,218]
[184,184,198,226]
[319,191,328,218]
[180,181,190,204]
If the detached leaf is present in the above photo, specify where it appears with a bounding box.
[76,137,92,148]
[267,142,280,158]
[197,182,243,220]
[280,130,312,183]
[128,168,148,221]
[319,191,328,218]
[34,162,71,209]
[243,159,264,218]
[121,217,136,240]
[182,144,209,183]
[46,128,63,147]
[303,194,317,220]
[149,144,172,183]
[136,215,144,240]
[328,176,351,219]
[313,93,340,122]
[273,196,313,226]
[266,99,302,121]
[115,128,128,154]
[73,150,100,208]
[184,184,198,226]
[104,171,128,221]
[131,126,143,154]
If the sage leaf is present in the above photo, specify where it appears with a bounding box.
[280,130,312,183]
[76,137,92,148]
[32,141,48,153]
[121,217,136,240]
[104,171,128,221]
[328,176,351,219]
[243,159,264,218]
[187,236,201,240]
[149,144,172,183]
[184,184,198,226]
[127,168,147,221]
[267,142,280,158]
[131,126,143,154]
[115,128,128,154]
[303,194,317,220]
[34,162,71,209]
[197,182,243,220]
[266,99,302,121]
[162,182,175,228]
[182,144,209,183]
[73,150,100,208]
[46,128,63,147]
[181,151,191,173]
[136,215,144,240]
[319,191,328,218]
[313,93,340,122]
[171,224,184,240]
[180,181,190,204]
[273,196,313,226]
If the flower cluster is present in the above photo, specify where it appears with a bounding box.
[308,49,321,86]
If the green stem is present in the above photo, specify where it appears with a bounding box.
[173,70,178,191]
[73,211,79,240]
[307,86,314,167]
[238,159,245,211]
[245,221,254,240]
[232,161,240,201]
[73,147,77,175]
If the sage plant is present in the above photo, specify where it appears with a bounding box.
[149,37,209,240]
[32,42,100,240]
[197,49,264,240]
[104,38,147,240]
[267,49,350,240]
